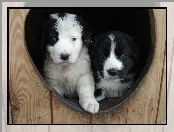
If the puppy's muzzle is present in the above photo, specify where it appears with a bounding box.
[107,68,118,76]
[61,53,70,61]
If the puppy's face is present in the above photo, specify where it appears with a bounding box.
[37,13,91,64]
[92,31,138,80]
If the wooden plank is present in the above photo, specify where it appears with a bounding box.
[2,2,49,131]
[50,125,91,132]
[156,49,166,124]
[126,9,166,124]
[2,2,16,130]
[2,2,25,132]
[9,9,51,124]
[91,102,128,124]
[161,2,174,132]
[51,92,91,124]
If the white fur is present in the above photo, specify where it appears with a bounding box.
[96,77,132,101]
[48,14,83,64]
[44,13,99,114]
[103,34,124,79]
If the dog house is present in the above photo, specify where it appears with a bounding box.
[9,8,166,124]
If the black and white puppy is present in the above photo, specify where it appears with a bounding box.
[36,13,99,114]
[89,31,139,101]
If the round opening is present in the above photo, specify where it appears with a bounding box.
[25,8,154,113]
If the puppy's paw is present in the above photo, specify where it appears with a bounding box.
[95,90,106,101]
[79,98,99,114]
[96,95,105,101]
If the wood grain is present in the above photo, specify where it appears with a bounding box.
[156,50,166,124]
[91,102,129,124]
[2,1,173,132]
[9,9,51,124]
[163,2,174,132]
[51,92,91,124]
[127,9,166,124]
[2,2,26,132]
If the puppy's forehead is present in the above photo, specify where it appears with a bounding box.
[108,34,115,42]
[50,13,83,35]
[108,34,116,48]
[50,13,76,22]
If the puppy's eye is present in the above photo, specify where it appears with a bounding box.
[52,37,57,41]
[101,54,105,58]
[121,54,127,60]
[72,37,77,41]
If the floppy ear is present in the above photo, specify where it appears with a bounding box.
[35,12,51,50]
[82,23,92,47]
[88,34,105,60]
[88,35,99,59]
[129,36,140,61]
[75,16,92,47]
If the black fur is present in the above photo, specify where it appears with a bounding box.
[75,16,92,46]
[36,14,58,51]
[36,13,92,51]
[89,31,140,98]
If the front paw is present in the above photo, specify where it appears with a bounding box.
[96,94,105,101]
[79,98,99,114]
[95,90,106,101]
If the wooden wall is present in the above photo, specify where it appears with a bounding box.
[3,2,173,132]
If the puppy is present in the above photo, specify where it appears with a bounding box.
[36,13,99,114]
[89,31,139,101]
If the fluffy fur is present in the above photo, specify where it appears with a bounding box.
[89,31,139,101]
[36,13,99,114]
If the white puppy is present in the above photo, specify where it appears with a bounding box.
[36,13,99,114]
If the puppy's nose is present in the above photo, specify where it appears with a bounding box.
[107,68,118,76]
[61,53,69,61]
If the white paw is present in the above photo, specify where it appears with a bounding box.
[95,90,106,101]
[96,94,105,101]
[79,98,99,114]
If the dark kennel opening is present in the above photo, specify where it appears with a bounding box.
[25,8,153,113]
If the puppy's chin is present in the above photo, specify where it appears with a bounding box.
[104,76,124,81]
[50,55,77,64]
[52,60,70,64]
[103,74,124,81]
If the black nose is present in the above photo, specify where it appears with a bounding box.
[61,53,69,61]
[107,68,118,76]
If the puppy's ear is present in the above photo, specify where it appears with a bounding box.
[76,16,92,47]
[35,12,51,50]
[89,34,103,57]
[129,36,140,61]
